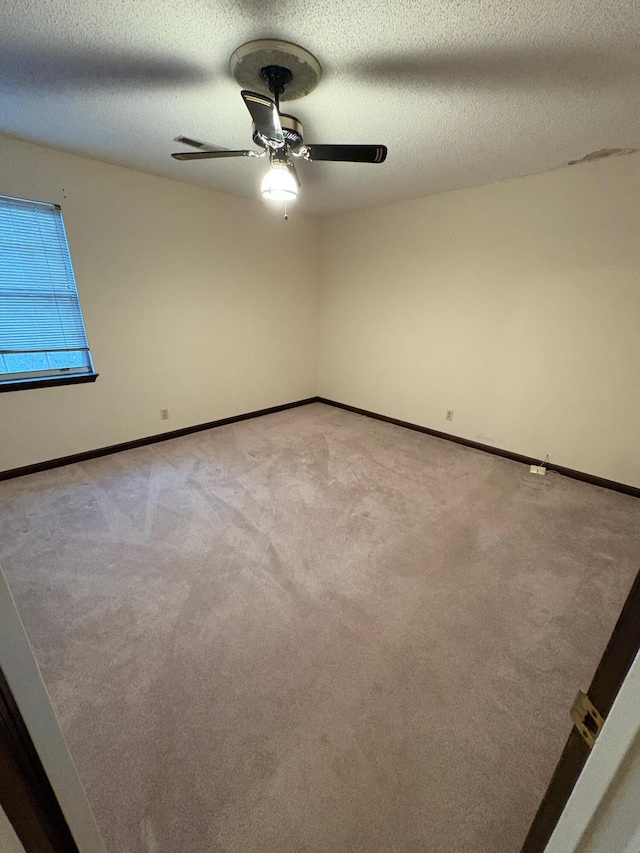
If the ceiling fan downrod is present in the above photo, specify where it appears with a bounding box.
[260,65,293,111]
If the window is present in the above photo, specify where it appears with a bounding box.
[0,194,96,390]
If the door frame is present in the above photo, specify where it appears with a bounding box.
[521,568,640,851]
[544,650,640,851]
[1,666,80,852]
[0,563,106,853]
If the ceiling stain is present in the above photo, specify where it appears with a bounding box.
[568,148,638,165]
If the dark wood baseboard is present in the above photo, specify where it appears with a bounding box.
[318,398,640,499]
[3,395,638,498]
[0,398,319,481]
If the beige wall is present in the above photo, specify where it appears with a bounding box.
[2,137,639,487]
[317,153,640,487]
[0,136,320,471]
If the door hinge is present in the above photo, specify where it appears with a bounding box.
[570,690,605,749]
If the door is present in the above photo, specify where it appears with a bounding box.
[521,567,640,852]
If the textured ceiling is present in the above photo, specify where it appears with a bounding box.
[1,0,639,214]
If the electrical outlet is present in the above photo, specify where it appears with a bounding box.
[446,410,454,421]
[160,409,169,420]
[530,465,547,476]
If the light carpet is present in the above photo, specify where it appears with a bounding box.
[1,402,639,853]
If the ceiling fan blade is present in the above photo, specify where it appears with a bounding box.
[171,150,258,160]
[241,90,284,147]
[174,135,230,152]
[302,144,387,164]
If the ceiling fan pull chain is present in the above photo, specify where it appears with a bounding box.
[283,199,289,221]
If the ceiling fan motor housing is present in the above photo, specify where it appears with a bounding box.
[252,113,303,150]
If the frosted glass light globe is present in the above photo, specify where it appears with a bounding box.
[261,164,298,201]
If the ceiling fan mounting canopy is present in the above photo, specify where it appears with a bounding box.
[230,39,322,102]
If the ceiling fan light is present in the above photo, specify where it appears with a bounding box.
[261,163,298,201]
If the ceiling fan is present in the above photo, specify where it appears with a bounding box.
[171,40,387,211]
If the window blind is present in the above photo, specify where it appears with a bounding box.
[0,195,94,382]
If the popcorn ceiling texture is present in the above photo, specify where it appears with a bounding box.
[0,0,639,213]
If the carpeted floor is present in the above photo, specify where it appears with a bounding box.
[1,402,639,853]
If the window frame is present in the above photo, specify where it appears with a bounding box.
[0,372,97,393]
[0,194,98,392]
